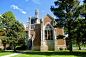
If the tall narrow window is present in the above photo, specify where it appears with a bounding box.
[45,24,53,40]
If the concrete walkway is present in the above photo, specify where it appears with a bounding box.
[0,50,30,57]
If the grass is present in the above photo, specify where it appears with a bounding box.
[73,47,86,49]
[0,50,25,56]
[72,44,86,49]
[11,50,86,57]
[0,50,15,56]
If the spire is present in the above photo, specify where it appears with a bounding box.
[35,9,39,19]
[47,10,49,14]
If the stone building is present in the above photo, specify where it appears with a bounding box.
[26,9,66,51]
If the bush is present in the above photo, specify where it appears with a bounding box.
[65,48,67,50]
[59,47,63,50]
[6,47,11,50]
[0,48,2,50]
[16,45,27,50]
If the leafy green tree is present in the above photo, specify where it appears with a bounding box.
[0,15,5,36]
[71,17,86,50]
[51,0,84,53]
[1,11,16,31]
[1,11,16,50]
[64,17,84,50]
[6,20,26,52]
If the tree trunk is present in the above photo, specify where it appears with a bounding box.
[77,40,81,50]
[76,43,78,49]
[4,44,6,50]
[69,38,72,53]
[9,43,11,50]
[14,44,16,52]
[68,23,72,53]
[11,44,13,50]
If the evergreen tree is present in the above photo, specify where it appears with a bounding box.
[0,15,7,50]
[1,11,16,31]
[51,0,84,53]
[1,11,16,50]
[6,20,26,52]
[0,15,5,36]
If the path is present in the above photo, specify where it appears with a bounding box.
[0,50,30,57]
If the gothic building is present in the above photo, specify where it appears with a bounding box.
[26,9,66,51]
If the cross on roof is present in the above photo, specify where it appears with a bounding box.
[47,10,48,14]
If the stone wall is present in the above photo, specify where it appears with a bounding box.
[31,46,40,51]
[33,24,41,46]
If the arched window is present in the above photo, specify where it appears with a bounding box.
[45,24,53,40]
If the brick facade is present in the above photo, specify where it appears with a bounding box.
[56,27,65,45]
[33,24,41,46]
[30,30,33,35]
[44,16,53,26]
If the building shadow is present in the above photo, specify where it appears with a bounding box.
[20,51,86,57]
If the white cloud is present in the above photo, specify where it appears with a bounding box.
[42,10,47,12]
[32,0,41,4]
[42,10,44,12]
[11,5,19,9]
[21,11,26,14]
[19,9,23,11]
[26,0,28,1]
[11,5,26,14]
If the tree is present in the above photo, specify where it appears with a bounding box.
[64,17,85,50]
[71,17,86,50]
[51,0,84,53]
[1,11,16,50]
[1,37,8,50]
[0,15,5,36]
[0,15,7,50]
[1,11,16,31]
[6,20,26,52]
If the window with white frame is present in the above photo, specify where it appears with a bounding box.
[45,24,53,40]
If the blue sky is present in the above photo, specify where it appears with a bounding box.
[0,0,83,29]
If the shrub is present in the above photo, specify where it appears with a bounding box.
[16,45,27,50]
[65,48,67,50]
[59,47,63,50]
[6,47,11,50]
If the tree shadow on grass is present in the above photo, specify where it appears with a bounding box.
[21,51,86,57]
[0,50,16,53]
[0,50,23,53]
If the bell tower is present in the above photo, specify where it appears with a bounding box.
[35,9,39,18]
[35,9,39,23]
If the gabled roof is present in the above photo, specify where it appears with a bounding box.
[41,13,55,21]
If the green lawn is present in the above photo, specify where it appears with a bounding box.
[12,50,86,57]
[0,50,25,56]
[73,46,86,49]
[0,50,15,56]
